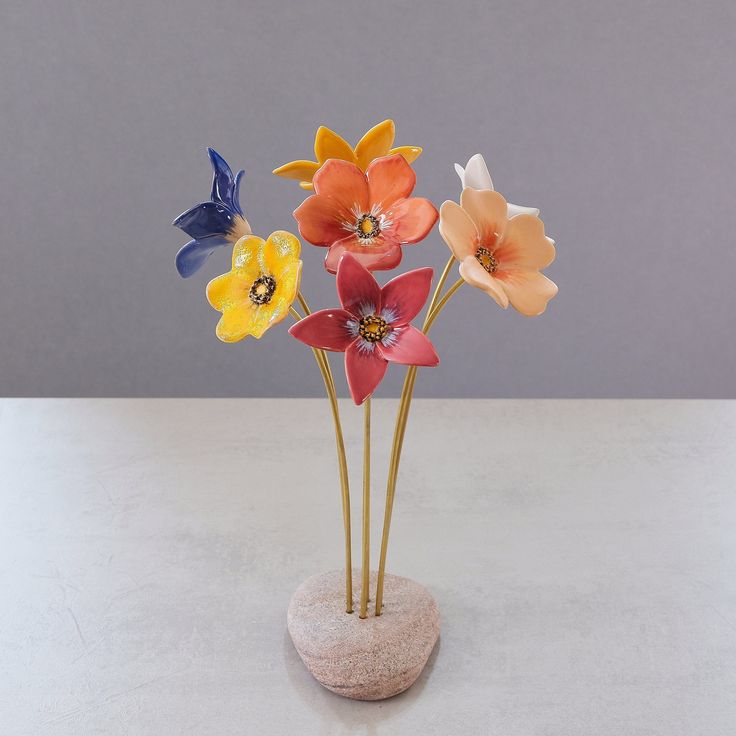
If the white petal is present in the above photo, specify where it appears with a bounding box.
[507,202,540,218]
[454,162,466,187]
[463,153,494,191]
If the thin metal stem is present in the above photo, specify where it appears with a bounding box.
[359,398,371,618]
[289,305,353,613]
[374,276,465,615]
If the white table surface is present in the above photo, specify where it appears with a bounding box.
[1,399,735,735]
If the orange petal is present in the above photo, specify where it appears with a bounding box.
[458,256,509,309]
[313,159,369,213]
[495,214,556,270]
[387,197,438,244]
[272,159,320,182]
[460,188,508,247]
[314,126,357,164]
[496,270,558,316]
[354,119,395,170]
[389,145,422,164]
[293,193,350,247]
[367,154,416,209]
[439,200,477,260]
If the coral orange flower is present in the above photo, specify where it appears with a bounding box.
[439,189,558,316]
[272,119,422,190]
[293,154,438,273]
[289,254,439,404]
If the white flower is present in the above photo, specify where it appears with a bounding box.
[454,153,540,218]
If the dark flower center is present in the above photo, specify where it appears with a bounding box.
[358,314,388,342]
[355,214,381,241]
[475,246,498,273]
[249,275,276,305]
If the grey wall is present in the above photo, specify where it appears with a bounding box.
[1,0,734,398]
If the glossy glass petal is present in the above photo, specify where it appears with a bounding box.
[380,267,433,325]
[354,119,395,170]
[313,159,369,214]
[172,201,238,239]
[458,256,509,308]
[495,270,558,316]
[386,197,438,244]
[345,341,388,405]
[495,214,555,270]
[439,200,477,260]
[314,126,357,164]
[366,154,416,208]
[460,188,508,246]
[175,235,230,278]
[336,253,382,317]
[388,145,422,164]
[325,236,403,274]
[293,194,351,247]
[378,325,439,366]
[462,153,494,190]
[208,147,238,210]
[272,159,321,181]
[288,308,357,352]
[262,230,302,274]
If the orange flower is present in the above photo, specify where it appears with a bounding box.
[439,189,557,316]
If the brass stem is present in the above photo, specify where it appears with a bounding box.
[359,398,371,618]
[374,275,465,615]
[289,304,353,613]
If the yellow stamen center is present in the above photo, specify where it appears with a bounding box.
[249,275,277,305]
[358,314,388,343]
[356,214,380,242]
[475,246,498,274]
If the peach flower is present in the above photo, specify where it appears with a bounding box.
[439,189,557,316]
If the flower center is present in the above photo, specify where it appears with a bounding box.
[475,247,498,273]
[249,275,276,305]
[358,314,388,343]
[355,214,380,242]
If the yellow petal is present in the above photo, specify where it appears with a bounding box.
[206,271,249,312]
[230,235,264,275]
[389,145,423,164]
[272,159,320,182]
[262,230,301,275]
[314,126,357,164]
[216,303,257,343]
[354,119,395,170]
[299,181,314,190]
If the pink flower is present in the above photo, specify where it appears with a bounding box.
[292,154,438,273]
[289,254,439,405]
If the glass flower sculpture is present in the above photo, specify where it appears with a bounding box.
[173,125,558,696]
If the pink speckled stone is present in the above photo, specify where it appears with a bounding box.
[287,570,440,701]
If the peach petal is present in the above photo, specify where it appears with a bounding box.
[460,188,508,247]
[386,197,438,244]
[438,200,477,260]
[496,270,558,316]
[495,214,555,270]
[367,154,416,209]
[458,256,509,309]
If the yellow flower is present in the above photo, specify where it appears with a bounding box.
[206,231,302,342]
[272,119,423,189]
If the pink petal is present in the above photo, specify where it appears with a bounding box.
[366,154,416,208]
[325,236,403,274]
[385,197,438,244]
[336,252,382,317]
[378,325,439,366]
[496,270,558,316]
[345,341,388,405]
[288,309,356,352]
[380,267,433,325]
[293,193,348,247]
[313,159,369,213]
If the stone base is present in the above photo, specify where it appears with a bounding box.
[287,569,440,700]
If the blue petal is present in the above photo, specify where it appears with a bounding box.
[172,201,237,239]
[232,169,245,216]
[175,236,230,278]
[208,147,237,209]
